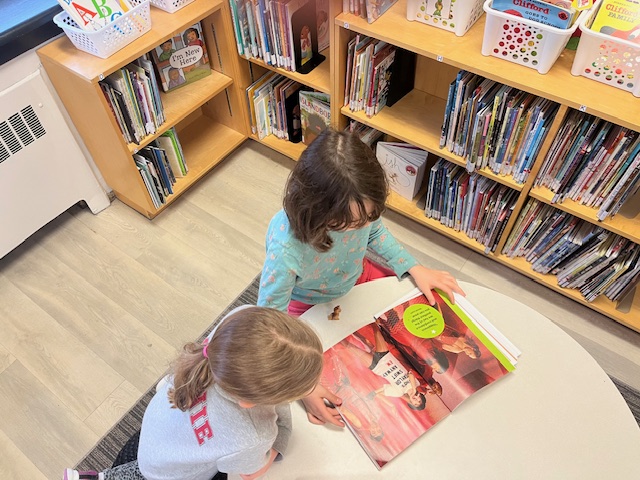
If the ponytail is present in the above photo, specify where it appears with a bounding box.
[168,341,215,411]
[168,306,323,410]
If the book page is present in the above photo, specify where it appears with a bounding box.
[374,290,515,412]
[321,322,450,469]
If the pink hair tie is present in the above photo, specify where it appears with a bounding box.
[202,338,209,359]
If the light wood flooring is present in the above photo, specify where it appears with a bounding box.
[1,140,639,479]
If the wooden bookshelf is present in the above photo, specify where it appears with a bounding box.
[334,0,640,131]
[38,0,248,218]
[330,0,640,332]
[529,186,640,244]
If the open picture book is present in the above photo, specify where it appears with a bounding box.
[320,288,521,469]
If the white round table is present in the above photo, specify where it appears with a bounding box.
[234,278,640,479]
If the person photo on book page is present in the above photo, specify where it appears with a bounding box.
[376,290,511,412]
[321,323,450,469]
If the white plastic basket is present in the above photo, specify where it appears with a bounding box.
[53,0,151,59]
[571,0,640,97]
[481,0,589,74]
[406,0,484,36]
[149,0,195,13]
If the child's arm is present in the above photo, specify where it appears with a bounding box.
[239,449,278,480]
[257,243,299,312]
[367,220,465,304]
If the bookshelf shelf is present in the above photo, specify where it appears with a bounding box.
[496,255,640,332]
[128,71,235,154]
[386,191,492,255]
[250,134,307,160]
[248,48,332,94]
[529,187,640,244]
[340,90,524,192]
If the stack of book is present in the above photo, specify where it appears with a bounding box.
[534,109,640,221]
[246,71,307,142]
[56,0,135,31]
[344,35,415,118]
[424,158,518,253]
[229,0,329,72]
[342,0,397,23]
[440,71,559,183]
[99,55,165,145]
[134,128,187,208]
[503,199,640,303]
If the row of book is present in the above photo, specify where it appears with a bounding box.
[99,55,166,145]
[246,71,331,144]
[229,0,329,72]
[342,0,396,23]
[534,109,640,221]
[344,35,415,118]
[440,71,559,184]
[503,199,640,303]
[134,128,188,209]
[424,158,519,253]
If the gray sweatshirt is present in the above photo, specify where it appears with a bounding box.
[137,307,292,480]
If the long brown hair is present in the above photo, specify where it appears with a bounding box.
[169,307,323,411]
[284,128,388,252]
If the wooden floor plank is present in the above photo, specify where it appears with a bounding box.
[0,275,124,419]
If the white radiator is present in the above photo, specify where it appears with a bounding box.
[0,67,110,258]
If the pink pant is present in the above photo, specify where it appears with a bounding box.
[287,258,395,317]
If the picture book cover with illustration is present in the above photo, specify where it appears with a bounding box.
[589,0,640,43]
[150,22,211,93]
[320,288,519,469]
[491,0,578,28]
[299,91,330,144]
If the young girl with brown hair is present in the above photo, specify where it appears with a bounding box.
[257,128,464,427]
[64,306,323,480]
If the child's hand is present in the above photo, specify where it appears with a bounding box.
[408,265,465,305]
[301,384,345,427]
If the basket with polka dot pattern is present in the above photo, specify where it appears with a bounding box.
[406,0,485,37]
[570,0,640,97]
[481,0,589,74]
[150,0,195,13]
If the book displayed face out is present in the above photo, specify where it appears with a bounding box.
[320,288,519,469]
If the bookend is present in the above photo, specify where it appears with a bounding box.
[387,47,416,107]
[292,0,327,74]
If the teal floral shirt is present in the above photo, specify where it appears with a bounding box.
[258,209,419,311]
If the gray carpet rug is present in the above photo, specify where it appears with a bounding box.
[77,274,640,472]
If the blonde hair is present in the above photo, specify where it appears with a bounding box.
[169,307,323,411]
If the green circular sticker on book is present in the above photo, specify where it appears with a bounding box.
[403,304,445,338]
